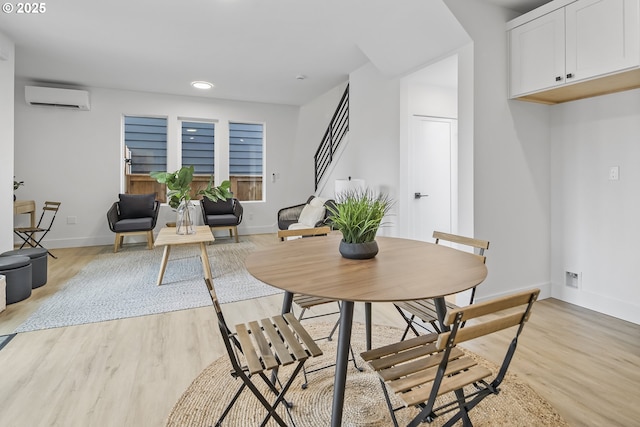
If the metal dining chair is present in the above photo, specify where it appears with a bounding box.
[362,288,539,427]
[13,201,62,259]
[394,231,489,339]
[204,278,323,426]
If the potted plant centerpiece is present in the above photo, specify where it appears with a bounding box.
[151,165,232,235]
[327,188,393,259]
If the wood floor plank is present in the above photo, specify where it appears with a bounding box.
[0,234,638,426]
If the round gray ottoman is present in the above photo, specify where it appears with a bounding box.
[0,255,32,304]
[1,248,48,288]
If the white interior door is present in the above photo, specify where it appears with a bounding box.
[409,116,457,242]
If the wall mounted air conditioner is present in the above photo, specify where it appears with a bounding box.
[25,86,91,110]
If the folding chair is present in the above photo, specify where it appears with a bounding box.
[394,231,489,338]
[361,288,539,427]
[284,233,362,388]
[204,278,323,426]
[13,201,62,259]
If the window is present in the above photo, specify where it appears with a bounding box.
[181,121,214,175]
[123,116,167,200]
[229,122,264,201]
[181,120,215,197]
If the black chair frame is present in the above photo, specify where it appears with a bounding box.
[362,289,539,427]
[205,278,322,426]
[107,197,160,253]
[13,201,61,259]
[395,231,489,339]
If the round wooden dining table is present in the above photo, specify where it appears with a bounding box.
[245,233,488,427]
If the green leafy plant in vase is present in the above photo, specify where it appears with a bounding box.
[327,187,393,259]
[150,165,232,235]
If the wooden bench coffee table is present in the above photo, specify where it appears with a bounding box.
[154,225,215,286]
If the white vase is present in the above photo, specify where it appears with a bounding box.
[176,200,196,235]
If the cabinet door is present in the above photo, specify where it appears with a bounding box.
[509,8,566,97]
[566,0,640,82]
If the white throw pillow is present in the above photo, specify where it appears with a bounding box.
[309,197,326,207]
[298,204,326,227]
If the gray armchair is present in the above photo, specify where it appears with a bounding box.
[107,193,159,253]
[200,197,243,242]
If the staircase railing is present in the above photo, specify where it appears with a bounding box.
[314,84,349,190]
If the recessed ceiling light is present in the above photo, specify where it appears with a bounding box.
[191,81,214,90]
[186,128,197,132]
[295,74,307,80]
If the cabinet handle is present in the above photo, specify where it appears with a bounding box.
[566,73,574,79]
[555,76,563,81]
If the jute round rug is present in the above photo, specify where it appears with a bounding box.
[167,322,568,426]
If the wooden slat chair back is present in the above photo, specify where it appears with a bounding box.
[13,201,62,258]
[362,288,539,427]
[204,278,322,426]
[394,231,489,338]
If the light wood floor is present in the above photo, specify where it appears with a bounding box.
[0,234,638,427]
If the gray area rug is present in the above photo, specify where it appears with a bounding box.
[15,240,282,333]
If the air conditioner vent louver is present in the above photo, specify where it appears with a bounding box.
[29,102,82,109]
[25,86,91,111]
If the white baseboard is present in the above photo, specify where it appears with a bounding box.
[472,281,553,304]
[551,283,640,325]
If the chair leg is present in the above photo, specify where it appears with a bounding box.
[215,382,247,426]
[233,226,239,243]
[146,230,154,249]
[114,234,121,253]
[377,378,400,427]
[395,305,421,340]
[298,302,362,389]
[256,365,303,426]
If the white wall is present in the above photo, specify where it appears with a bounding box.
[317,1,553,307]
[13,81,299,247]
[0,32,14,253]
[445,0,552,300]
[550,89,640,324]
[329,62,401,237]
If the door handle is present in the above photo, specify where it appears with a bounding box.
[414,192,429,199]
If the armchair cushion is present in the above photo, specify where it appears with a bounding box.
[277,196,335,230]
[201,198,243,227]
[118,194,156,219]
[202,197,234,215]
[113,218,155,232]
[308,197,326,207]
[298,204,326,227]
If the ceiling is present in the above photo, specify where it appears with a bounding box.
[0,0,552,106]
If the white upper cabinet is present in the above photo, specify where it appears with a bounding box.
[566,0,639,81]
[510,8,566,96]
[508,0,640,103]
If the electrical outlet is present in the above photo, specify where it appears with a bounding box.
[609,166,619,181]
[565,271,580,288]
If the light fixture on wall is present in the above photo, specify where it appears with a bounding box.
[191,81,214,90]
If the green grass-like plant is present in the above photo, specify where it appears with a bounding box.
[327,188,393,244]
